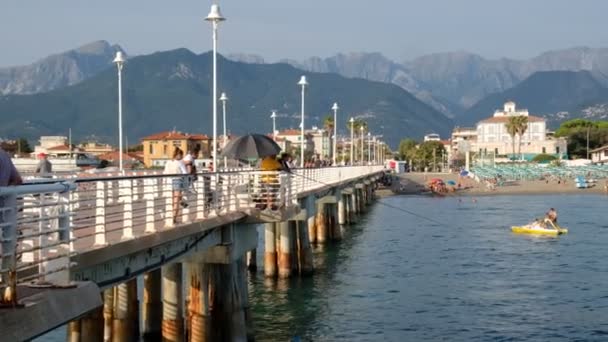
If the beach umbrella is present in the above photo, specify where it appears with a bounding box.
[459,170,469,177]
[221,134,281,159]
[447,180,456,186]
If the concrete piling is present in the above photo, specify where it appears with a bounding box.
[112,279,138,342]
[315,203,328,244]
[208,262,247,341]
[142,269,162,340]
[187,262,210,342]
[306,196,317,244]
[264,223,277,277]
[162,263,184,342]
[296,220,314,275]
[278,221,292,278]
[80,307,104,342]
[338,194,346,226]
[103,288,114,342]
[329,204,342,241]
[247,248,257,272]
[350,192,358,223]
[67,320,82,342]
[238,258,255,341]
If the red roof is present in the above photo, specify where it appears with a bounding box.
[479,115,544,124]
[47,145,72,151]
[98,151,143,162]
[141,131,209,141]
[277,129,300,136]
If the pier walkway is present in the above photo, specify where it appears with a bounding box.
[0,165,384,341]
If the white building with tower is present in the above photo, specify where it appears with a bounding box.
[474,101,567,160]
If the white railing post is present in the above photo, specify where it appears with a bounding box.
[0,194,17,299]
[94,181,107,246]
[196,174,207,219]
[182,176,192,223]
[120,179,134,240]
[164,177,173,227]
[144,177,156,233]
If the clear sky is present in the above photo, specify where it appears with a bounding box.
[2,0,608,67]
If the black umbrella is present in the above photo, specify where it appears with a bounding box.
[220,134,281,159]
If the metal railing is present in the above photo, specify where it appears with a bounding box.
[0,165,384,295]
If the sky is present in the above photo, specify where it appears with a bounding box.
[2,0,608,67]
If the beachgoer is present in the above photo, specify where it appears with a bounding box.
[35,153,52,177]
[544,208,558,229]
[183,147,200,182]
[163,148,188,224]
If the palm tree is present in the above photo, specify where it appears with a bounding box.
[505,116,519,162]
[515,116,529,161]
[323,115,334,133]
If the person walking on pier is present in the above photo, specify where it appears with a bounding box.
[35,153,52,178]
[163,148,188,224]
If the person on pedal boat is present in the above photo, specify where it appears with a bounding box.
[544,208,558,229]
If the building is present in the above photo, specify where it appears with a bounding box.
[77,142,114,156]
[423,133,441,142]
[34,136,68,155]
[473,101,567,160]
[275,129,314,155]
[97,151,143,169]
[141,131,210,167]
[590,145,608,164]
[306,126,330,158]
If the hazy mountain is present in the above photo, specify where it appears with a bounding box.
[226,53,265,64]
[405,47,608,110]
[278,52,460,118]
[0,40,125,95]
[459,71,608,127]
[0,49,452,148]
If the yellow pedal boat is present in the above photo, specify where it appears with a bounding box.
[511,223,568,236]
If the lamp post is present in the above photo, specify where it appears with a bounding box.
[298,76,308,168]
[373,136,377,164]
[349,117,354,165]
[360,126,364,163]
[331,102,339,165]
[367,132,371,164]
[205,3,226,172]
[113,51,126,171]
[220,92,228,169]
[271,110,277,140]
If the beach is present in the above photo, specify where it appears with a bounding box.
[382,172,608,196]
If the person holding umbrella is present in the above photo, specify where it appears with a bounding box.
[221,134,283,210]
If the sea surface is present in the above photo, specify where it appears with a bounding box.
[39,194,608,341]
[250,194,608,341]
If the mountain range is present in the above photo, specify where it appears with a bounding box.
[0,49,452,147]
[0,40,124,95]
[462,70,608,127]
[4,41,608,142]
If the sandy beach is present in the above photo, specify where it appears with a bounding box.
[383,172,608,197]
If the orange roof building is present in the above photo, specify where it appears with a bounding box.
[141,130,211,167]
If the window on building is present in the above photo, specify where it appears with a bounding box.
[173,140,181,147]
[542,147,546,154]
[556,146,560,154]
[163,144,167,156]
[604,150,608,157]
[149,144,153,154]
[495,148,498,155]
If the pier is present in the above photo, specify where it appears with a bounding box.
[0,165,383,341]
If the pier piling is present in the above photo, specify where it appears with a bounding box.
[316,203,328,243]
[80,306,104,342]
[162,263,184,342]
[142,269,162,340]
[112,279,138,342]
[103,288,114,342]
[264,223,277,277]
[278,221,292,278]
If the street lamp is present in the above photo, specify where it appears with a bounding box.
[270,110,277,140]
[373,136,377,164]
[331,102,339,166]
[360,126,364,163]
[298,75,308,168]
[367,132,371,164]
[205,3,226,172]
[349,117,354,165]
[113,51,126,172]
[219,92,228,169]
